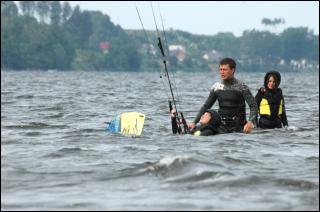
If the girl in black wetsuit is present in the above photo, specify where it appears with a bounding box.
[255,71,288,129]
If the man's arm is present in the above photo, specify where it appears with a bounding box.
[242,84,258,125]
[192,89,218,125]
[241,84,258,133]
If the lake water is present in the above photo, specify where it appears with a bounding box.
[1,70,319,210]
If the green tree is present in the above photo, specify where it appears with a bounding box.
[50,1,62,26]
[107,37,141,71]
[19,1,36,17]
[87,11,114,50]
[281,27,312,62]
[35,1,50,23]
[241,30,281,68]
[62,2,72,23]
[63,6,92,49]
[1,1,18,17]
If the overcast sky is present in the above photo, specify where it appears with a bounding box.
[67,1,319,36]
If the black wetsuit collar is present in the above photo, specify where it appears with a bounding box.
[222,77,236,85]
[265,87,280,94]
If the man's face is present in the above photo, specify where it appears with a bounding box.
[219,64,234,80]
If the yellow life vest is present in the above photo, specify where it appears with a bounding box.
[278,99,283,115]
[259,98,283,116]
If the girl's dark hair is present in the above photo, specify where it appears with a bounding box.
[268,74,279,85]
[264,70,281,88]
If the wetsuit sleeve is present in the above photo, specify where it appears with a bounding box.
[280,96,289,127]
[242,84,258,124]
[193,89,218,124]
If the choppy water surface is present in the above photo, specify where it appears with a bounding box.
[1,70,319,210]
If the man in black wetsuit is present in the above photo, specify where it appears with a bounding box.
[188,58,258,134]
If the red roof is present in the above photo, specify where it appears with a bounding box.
[99,42,109,50]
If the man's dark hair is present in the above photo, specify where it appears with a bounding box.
[219,58,236,70]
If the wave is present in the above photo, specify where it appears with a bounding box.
[95,155,227,182]
[305,156,319,161]
[24,131,42,136]
[1,101,16,105]
[45,113,64,119]
[96,154,319,193]
[4,122,68,130]
[274,178,319,190]
[43,147,91,158]
[15,94,34,99]
[183,175,319,191]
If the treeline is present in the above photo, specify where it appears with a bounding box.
[1,1,141,71]
[1,1,319,72]
[131,27,318,72]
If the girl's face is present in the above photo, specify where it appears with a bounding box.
[267,76,276,90]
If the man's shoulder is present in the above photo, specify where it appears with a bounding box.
[233,78,250,90]
[235,78,247,85]
[211,82,224,91]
